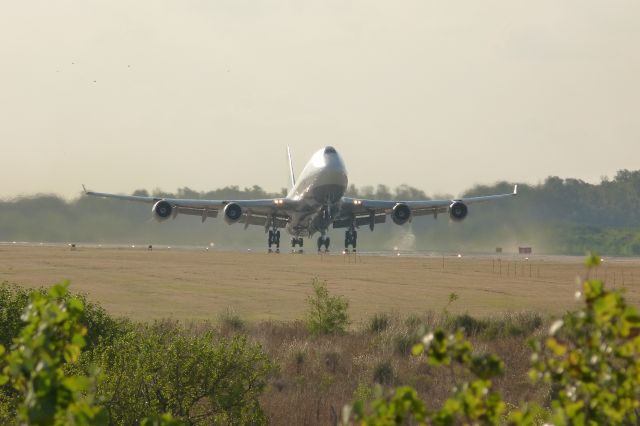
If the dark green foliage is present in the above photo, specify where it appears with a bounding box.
[305,278,350,335]
[444,312,543,339]
[393,332,420,356]
[218,307,246,332]
[0,283,30,349]
[0,282,106,425]
[372,361,394,386]
[85,321,275,425]
[293,350,306,374]
[0,282,130,350]
[368,313,391,333]
[0,284,275,425]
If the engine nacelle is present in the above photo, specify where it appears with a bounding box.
[152,200,173,222]
[223,202,243,224]
[392,203,412,225]
[449,201,468,221]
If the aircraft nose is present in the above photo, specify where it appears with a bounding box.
[324,146,337,155]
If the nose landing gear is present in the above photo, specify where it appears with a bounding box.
[291,237,304,253]
[317,235,330,253]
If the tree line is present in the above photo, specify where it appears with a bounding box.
[2,169,640,255]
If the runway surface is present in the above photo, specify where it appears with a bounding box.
[1,243,638,322]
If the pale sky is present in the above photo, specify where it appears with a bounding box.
[1,1,639,200]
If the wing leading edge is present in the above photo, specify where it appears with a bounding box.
[337,185,518,226]
[82,186,293,227]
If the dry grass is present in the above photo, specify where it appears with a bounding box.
[227,312,546,425]
[1,245,639,322]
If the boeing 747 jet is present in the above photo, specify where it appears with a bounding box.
[84,146,517,252]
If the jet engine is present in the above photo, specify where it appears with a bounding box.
[392,203,412,225]
[152,200,173,222]
[449,201,468,221]
[223,202,243,224]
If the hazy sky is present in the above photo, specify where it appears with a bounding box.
[1,1,639,200]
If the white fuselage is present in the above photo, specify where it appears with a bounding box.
[284,147,348,237]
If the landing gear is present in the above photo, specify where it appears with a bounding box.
[345,228,357,252]
[291,237,304,253]
[268,229,281,253]
[317,235,330,253]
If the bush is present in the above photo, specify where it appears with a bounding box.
[0,282,106,425]
[218,307,245,332]
[85,321,275,425]
[443,311,544,339]
[372,361,394,386]
[393,332,419,356]
[368,313,391,333]
[0,282,130,350]
[305,278,349,335]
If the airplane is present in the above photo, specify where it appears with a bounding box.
[84,146,517,253]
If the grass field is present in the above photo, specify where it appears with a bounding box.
[1,244,639,323]
[2,244,639,424]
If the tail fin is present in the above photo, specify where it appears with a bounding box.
[287,146,296,189]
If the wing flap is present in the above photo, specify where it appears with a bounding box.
[177,207,219,218]
[333,213,386,229]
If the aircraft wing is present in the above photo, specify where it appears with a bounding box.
[83,187,291,227]
[336,185,518,227]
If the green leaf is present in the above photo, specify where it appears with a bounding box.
[62,376,91,392]
[411,343,424,356]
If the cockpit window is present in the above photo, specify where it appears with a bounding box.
[324,146,337,154]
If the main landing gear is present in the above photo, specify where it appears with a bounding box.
[345,227,357,252]
[317,235,330,253]
[291,237,304,253]
[268,229,280,253]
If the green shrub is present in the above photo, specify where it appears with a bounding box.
[372,361,394,386]
[218,307,246,332]
[0,282,106,425]
[368,313,391,333]
[305,278,349,335]
[86,321,274,425]
[393,332,419,356]
[443,311,544,340]
[0,282,130,350]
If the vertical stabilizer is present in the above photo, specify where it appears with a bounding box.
[287,146,296,190]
